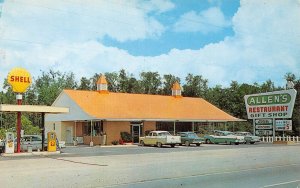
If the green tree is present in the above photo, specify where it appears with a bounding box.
[78,77,91,90]
[139,72,162,94]
[182,74,208,98]
[34,70,77,105]
[21,115,40,135]
[160,74,180,95]
[105,72,119,92]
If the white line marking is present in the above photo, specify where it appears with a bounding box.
[262,180,300,188]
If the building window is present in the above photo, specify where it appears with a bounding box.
[156,122,192,135]
[83,121,104,136]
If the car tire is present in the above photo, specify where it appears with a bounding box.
[140,141,145,146]
[157,142,162,148]
[235,142,239,145]
[170,144,175,148]
[250,142,255,144]
[185,141,190,147]
[206,139,211,144]
[196,143,200,146]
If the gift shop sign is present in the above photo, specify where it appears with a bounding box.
[7,68,32,93]
[244,89,297,119]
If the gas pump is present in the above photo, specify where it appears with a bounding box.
[5,132,15,154]
[47,132,57,152]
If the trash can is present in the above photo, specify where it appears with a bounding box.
[27,146,32,153]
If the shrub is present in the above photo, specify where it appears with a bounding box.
[111,140,119,145]
[120,132,132,142]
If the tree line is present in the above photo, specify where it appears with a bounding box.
[0,69,299,138]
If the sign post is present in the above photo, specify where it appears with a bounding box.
[7,68,32,153]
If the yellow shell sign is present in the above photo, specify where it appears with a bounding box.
[7,68,32,93]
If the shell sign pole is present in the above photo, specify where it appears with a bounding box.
[7,67,32,153]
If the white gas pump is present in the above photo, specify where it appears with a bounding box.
[5,132,15,154]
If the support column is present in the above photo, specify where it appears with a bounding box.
[173,121,176,135]
[192,122,195,132]
[272,118,275,142]
[16,94,22,153]
[41,112,45,151]
[90,120,93,146]
[253,119,256,136]
[74,121,77,146]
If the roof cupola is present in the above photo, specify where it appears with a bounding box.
[172,81,182,98]
[97,75,109,94]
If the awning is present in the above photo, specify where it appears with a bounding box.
[0,104,69,114]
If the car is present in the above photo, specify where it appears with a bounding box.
[139,131,181,148]
[204,130,244,145]
[0,135,50,153]
[0,139,4,153]
[18,135,48,151]
[224,131,246,144]
[177,132,203,146]
[234,132,260,144]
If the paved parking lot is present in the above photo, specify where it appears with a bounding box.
[1,143,300,188]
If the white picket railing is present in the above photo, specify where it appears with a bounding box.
[261,136,300,143]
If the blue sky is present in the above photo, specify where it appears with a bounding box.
[0,0,299,90]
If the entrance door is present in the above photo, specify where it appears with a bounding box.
[132,124,141,144]
[66,130,72,144]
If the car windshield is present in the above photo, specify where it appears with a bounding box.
[158,132,171,136]
[187,133,198,138]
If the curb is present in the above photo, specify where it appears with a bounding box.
[1,151,61,157]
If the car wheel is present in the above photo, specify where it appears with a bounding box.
[196,143,200,146]
[170,144,175,148]
[235,142,239,145]
[206,139,211,144]
[250,142,255,144]
[157,142,162,148]
[185,141,190,147]
[140,141,145,146]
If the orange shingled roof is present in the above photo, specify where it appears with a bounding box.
[63,90,241,121]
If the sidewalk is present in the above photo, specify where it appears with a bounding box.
[66,143,139,148]
[1,151,61,157]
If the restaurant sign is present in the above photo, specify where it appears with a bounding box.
[244,89,297,119]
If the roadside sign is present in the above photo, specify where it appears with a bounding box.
[244,89,297,119]
[275,120,292,131]
[254,119,273,136]
[255,130,273,136]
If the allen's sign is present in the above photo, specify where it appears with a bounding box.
[244,89,297,119]
[7,68,32,93]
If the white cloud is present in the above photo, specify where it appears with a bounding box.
[0,0,299,90]
[173,7,231,33]
[0,0,173,43]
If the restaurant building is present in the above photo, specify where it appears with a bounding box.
[45,75,241,145]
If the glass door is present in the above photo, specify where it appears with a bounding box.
[132,124,141,144]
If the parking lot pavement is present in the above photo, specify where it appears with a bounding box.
[0,142,277,159]
[0,143,300,188]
